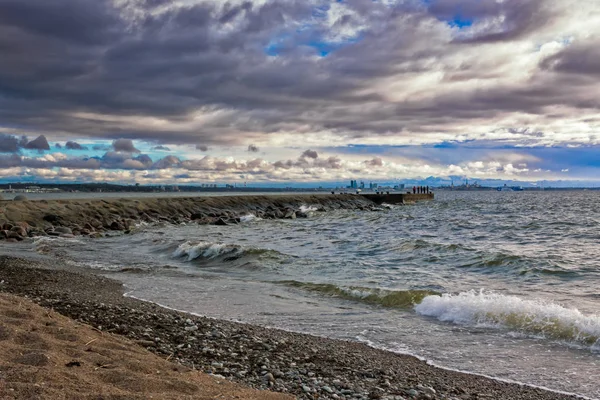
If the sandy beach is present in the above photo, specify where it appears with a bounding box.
[0,255,581,400]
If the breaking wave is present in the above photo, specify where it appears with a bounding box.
[278,281,438,309]
[415,290,600,349]
[172,241,284,263]
[239,214,262,223]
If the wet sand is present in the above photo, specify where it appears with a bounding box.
[0,256,580,400]
[0,290,291,400]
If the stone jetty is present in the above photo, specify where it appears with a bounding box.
[0,194,379,241]
[361,192,434,205]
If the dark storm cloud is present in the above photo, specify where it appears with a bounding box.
[112,139,140,153]
[152,145,171,151]
[65,141,88,150]
[540,40,600,77]
[0,134,19,153]
[24,135,50,150]
[0,0,596,147]
[301,149,319,159]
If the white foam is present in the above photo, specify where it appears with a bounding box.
[299,204,319,213]
[415,290,600,348]
[121,291,593,400]
[239,214,261,223]
[173,241,241,261]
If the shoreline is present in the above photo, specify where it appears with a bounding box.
[0,255,581,400]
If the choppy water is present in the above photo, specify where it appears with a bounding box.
[3,191,600,398]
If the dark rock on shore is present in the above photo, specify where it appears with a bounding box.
[0,256,579,400]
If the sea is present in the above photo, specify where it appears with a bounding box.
[2,190,599,398]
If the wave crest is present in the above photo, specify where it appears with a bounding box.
[415,290,600,348]
[172,241,283,263]
[279,281,438,309]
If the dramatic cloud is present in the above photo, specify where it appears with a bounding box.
[0,0,598,149]
[112,139,140,153]
[152,145,171,151]
[65,141,87,150]
[301,150,319,159]
[0,0,599,183]
[24,135,50,151]
[0,134,19,153]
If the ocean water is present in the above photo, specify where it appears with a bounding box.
[3,191,600,398]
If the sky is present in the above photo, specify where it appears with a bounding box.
[1,0,600,186]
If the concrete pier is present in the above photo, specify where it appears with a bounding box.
[360,193,434,205]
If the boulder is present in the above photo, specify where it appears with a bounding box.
[295,211,309,218]
[13,195,28,201]
[53,226,73,235]
[190,213,205,220]
[283,209,296,219]
[6,231,24,241]
[110,221,125,231]
[10,226,28,237]
[43,214,62,223]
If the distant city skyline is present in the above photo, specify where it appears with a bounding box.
[1,1,600,185]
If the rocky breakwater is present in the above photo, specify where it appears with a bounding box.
[0,194,378,241]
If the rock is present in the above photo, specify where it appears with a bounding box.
[283,209,296,219]
[416,385,436,395]
[213,218,228,226]
[13,194,28,201]
[322,385,334,394]
[6,231,25,241]
[190,213,205,220]
[89,219,103,229]
[295,211,309,218]
[263,373,274,382]
[43,214,62,223]
[110,221,125,230]
[54,226,73,235]
[10,226,27,237]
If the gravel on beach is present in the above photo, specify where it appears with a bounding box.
[0,256,581,400]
